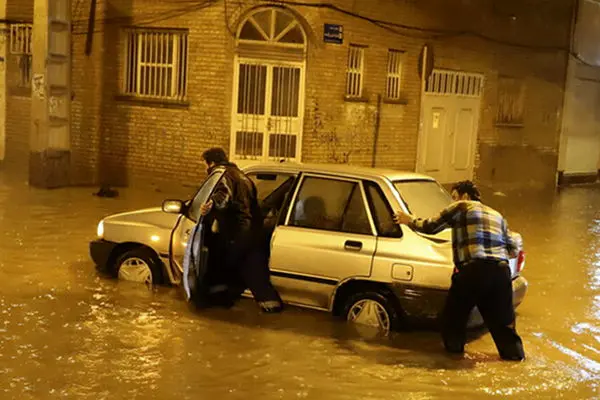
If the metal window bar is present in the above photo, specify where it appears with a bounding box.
[10,24,32,55]
[123,28,188,101]
[386,50,403,99]
[237,63,265,158]
[346,46,364,98]
[426,70,483,97]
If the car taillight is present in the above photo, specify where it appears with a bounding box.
[517,251,525,273]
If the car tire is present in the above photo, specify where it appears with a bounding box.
[342,290,402,334]
[114,247,164,286]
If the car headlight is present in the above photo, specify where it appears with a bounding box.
[97,220,104,238]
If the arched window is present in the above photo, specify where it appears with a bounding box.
[238,8,306,47]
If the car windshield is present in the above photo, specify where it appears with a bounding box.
[188,169,225,221]
[393,180,453,220]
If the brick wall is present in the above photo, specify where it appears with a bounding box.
[4,0,34,168]
[70,0,233,188]
[7,0,33,21]
[4,0,574,189]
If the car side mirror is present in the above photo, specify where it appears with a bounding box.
[162,199,184,214]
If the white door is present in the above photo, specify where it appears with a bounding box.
[418,70,483,184]
[231,58,305,164]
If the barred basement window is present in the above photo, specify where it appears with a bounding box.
[386,50,404,100]
[122,28,189,101]
[496,76,525,126]
[10,24,33,88]
[346,45,364,98]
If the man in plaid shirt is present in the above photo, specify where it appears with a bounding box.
[395,180,525,361]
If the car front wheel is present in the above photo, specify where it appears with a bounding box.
[114,248,163,285]
[342,291,402,334]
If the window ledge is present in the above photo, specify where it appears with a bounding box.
[383,98,408,105]
[115,95,190,109]
[495,122,524,129]
[344,96,368,103]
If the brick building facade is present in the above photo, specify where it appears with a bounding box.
[2,0,578,190]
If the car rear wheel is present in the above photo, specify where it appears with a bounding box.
[114,248,163,285]
[342,291,402,335]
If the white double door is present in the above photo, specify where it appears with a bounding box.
[230,58,305,163]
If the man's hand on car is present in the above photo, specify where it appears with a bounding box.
[200,200,214,216]
[394,210,414,226]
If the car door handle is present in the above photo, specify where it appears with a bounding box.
[344,240,363,251]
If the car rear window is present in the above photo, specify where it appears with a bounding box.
[393,180,453,219]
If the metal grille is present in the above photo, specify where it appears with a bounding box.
[386,50,403,100]
[346,45,364,98]
[425,70,483,97]
[234,62,301,161]
[10,24,32,55]
[269,66,300,159]
[236,63,267,159]
[122,28,188,101]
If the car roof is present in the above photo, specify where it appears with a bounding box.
[242,162,436,182]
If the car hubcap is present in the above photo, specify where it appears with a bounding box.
[348,299,391,332]
[118,257,153,284]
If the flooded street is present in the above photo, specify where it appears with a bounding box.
[0,169,599,399]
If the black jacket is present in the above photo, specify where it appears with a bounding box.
[208,162,263,244]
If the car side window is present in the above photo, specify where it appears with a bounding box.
[364,181,403,238]
[341,185,372,235]
[248,173,293,202]
[289,176,372,235]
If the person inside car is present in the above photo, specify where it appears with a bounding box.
[394,180,525,361]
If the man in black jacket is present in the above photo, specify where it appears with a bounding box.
[199,147,283,313]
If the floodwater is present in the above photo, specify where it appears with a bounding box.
[0,169,599,399]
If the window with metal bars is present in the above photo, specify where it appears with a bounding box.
[345,45,364,98]
[496,76,525,126]
[10,24,33,88]
[122,28,189,101]
[386,50,404,100]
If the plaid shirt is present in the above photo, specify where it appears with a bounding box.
[409,200,518,267]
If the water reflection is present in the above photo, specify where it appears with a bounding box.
[1,171,599,398]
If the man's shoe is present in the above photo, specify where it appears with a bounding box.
[259,301,284,313]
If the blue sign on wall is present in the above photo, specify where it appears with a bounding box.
[324,24,343,44]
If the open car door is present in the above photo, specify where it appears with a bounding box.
[169,168,226,298]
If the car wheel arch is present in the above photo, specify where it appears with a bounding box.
[331,279,404,318]
[108,242,165,274]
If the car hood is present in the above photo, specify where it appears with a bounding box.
[104,207,181,230]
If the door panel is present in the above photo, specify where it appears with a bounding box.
[269,175,376,309]
[452,106,475,170]
[270,227,376,309]
[422,105,448,174]
[233,63,268,158]
[170,169,225,281]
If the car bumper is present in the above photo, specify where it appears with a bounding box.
[512,275,528,309]
[90,239,118,269]
[391,274,529,324]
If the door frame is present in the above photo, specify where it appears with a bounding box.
[229,55,307,166]
[416,69,484,184]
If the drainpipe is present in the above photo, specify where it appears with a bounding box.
[0,4,7,162]
[85,0,97,56]
[371,94,382,168]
